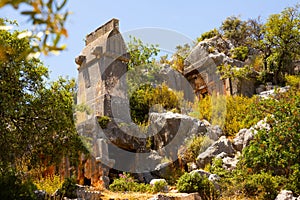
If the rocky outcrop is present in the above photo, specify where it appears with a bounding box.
[232,128,257,152]
[104,118,146,152]
[184,36,257,97]
[206,125,223,141]
[148,112,207,151]
[258,85,290,99]
[196,136,236,168]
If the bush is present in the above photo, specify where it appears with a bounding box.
[230,46,249,61]
[238,89,300,195]
[191,94,259,136]
[208,158,230,178]
[285,75,300,89]
[152,180,168,193]
[109,173,152,193]
[176,172,218,200]
[242,172,285,199]
[197,29,220,42]
[34,174,63,195]
[183,135,213,163]
[0,171,37,200]
[130,83,180,124]
[59,177,77,199]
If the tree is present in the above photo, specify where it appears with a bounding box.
[171,43,191,73]
[127,36,159,70]
[262,4,300,84]
[0,24,87,174]
[126,36,161,96]
[0,0,69,55]
[220,16,249,46]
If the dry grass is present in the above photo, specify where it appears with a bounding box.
[100,189,154,200]
[98,189,260,200]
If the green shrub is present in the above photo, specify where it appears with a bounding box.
[285,74,300,89]
[242,172,285,199]
[238,89,300,196]
[59,177,77,199]
[34,174,63,195]
[230,46,249,61]
[176,172,218,200]
[191,94,259,136]
[0,171,37,200]
[130,83,180,124]
[152,180,168,193]
[183,136,212,163]
[109,173,152,193]
[197,28,220,42]
[208,158,230,178]
[97,115,111,129]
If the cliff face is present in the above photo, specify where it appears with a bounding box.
[183,36,257,97]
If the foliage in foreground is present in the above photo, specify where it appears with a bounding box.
[34,175,63,195]
[204,89,300,199]
[181,135,213,163]
[0,19,88,199]
[0,170,37,200]
[109,173,167,193]
[176,172,219,200]
[239,89,300,196]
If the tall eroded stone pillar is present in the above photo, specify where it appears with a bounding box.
[75,18,129,188]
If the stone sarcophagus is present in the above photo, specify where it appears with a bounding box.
[75,18,130,188]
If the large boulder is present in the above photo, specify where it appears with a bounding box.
[148,112,207,151]
[104,118,147,152]
[183,35,256,97]
[196,136,235,168]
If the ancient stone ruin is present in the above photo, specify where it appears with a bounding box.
[184,36,257,97]
[73,19,259,189]
[75,18,130,188]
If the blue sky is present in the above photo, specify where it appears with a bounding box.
[1,0,299,80]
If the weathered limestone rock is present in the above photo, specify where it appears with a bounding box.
[104,119,146,152]
[158,65,195,103]
[152,162,173,180]
[232,128,257,152]
[275,190,299,200]
[196,136,235,168]
[221,156,239,171]
[148,112,206,151]
[183,36,256,97]
[190,169,211,177]
[205,125,223,141]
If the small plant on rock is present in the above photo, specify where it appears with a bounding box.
[97,116,111,129]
